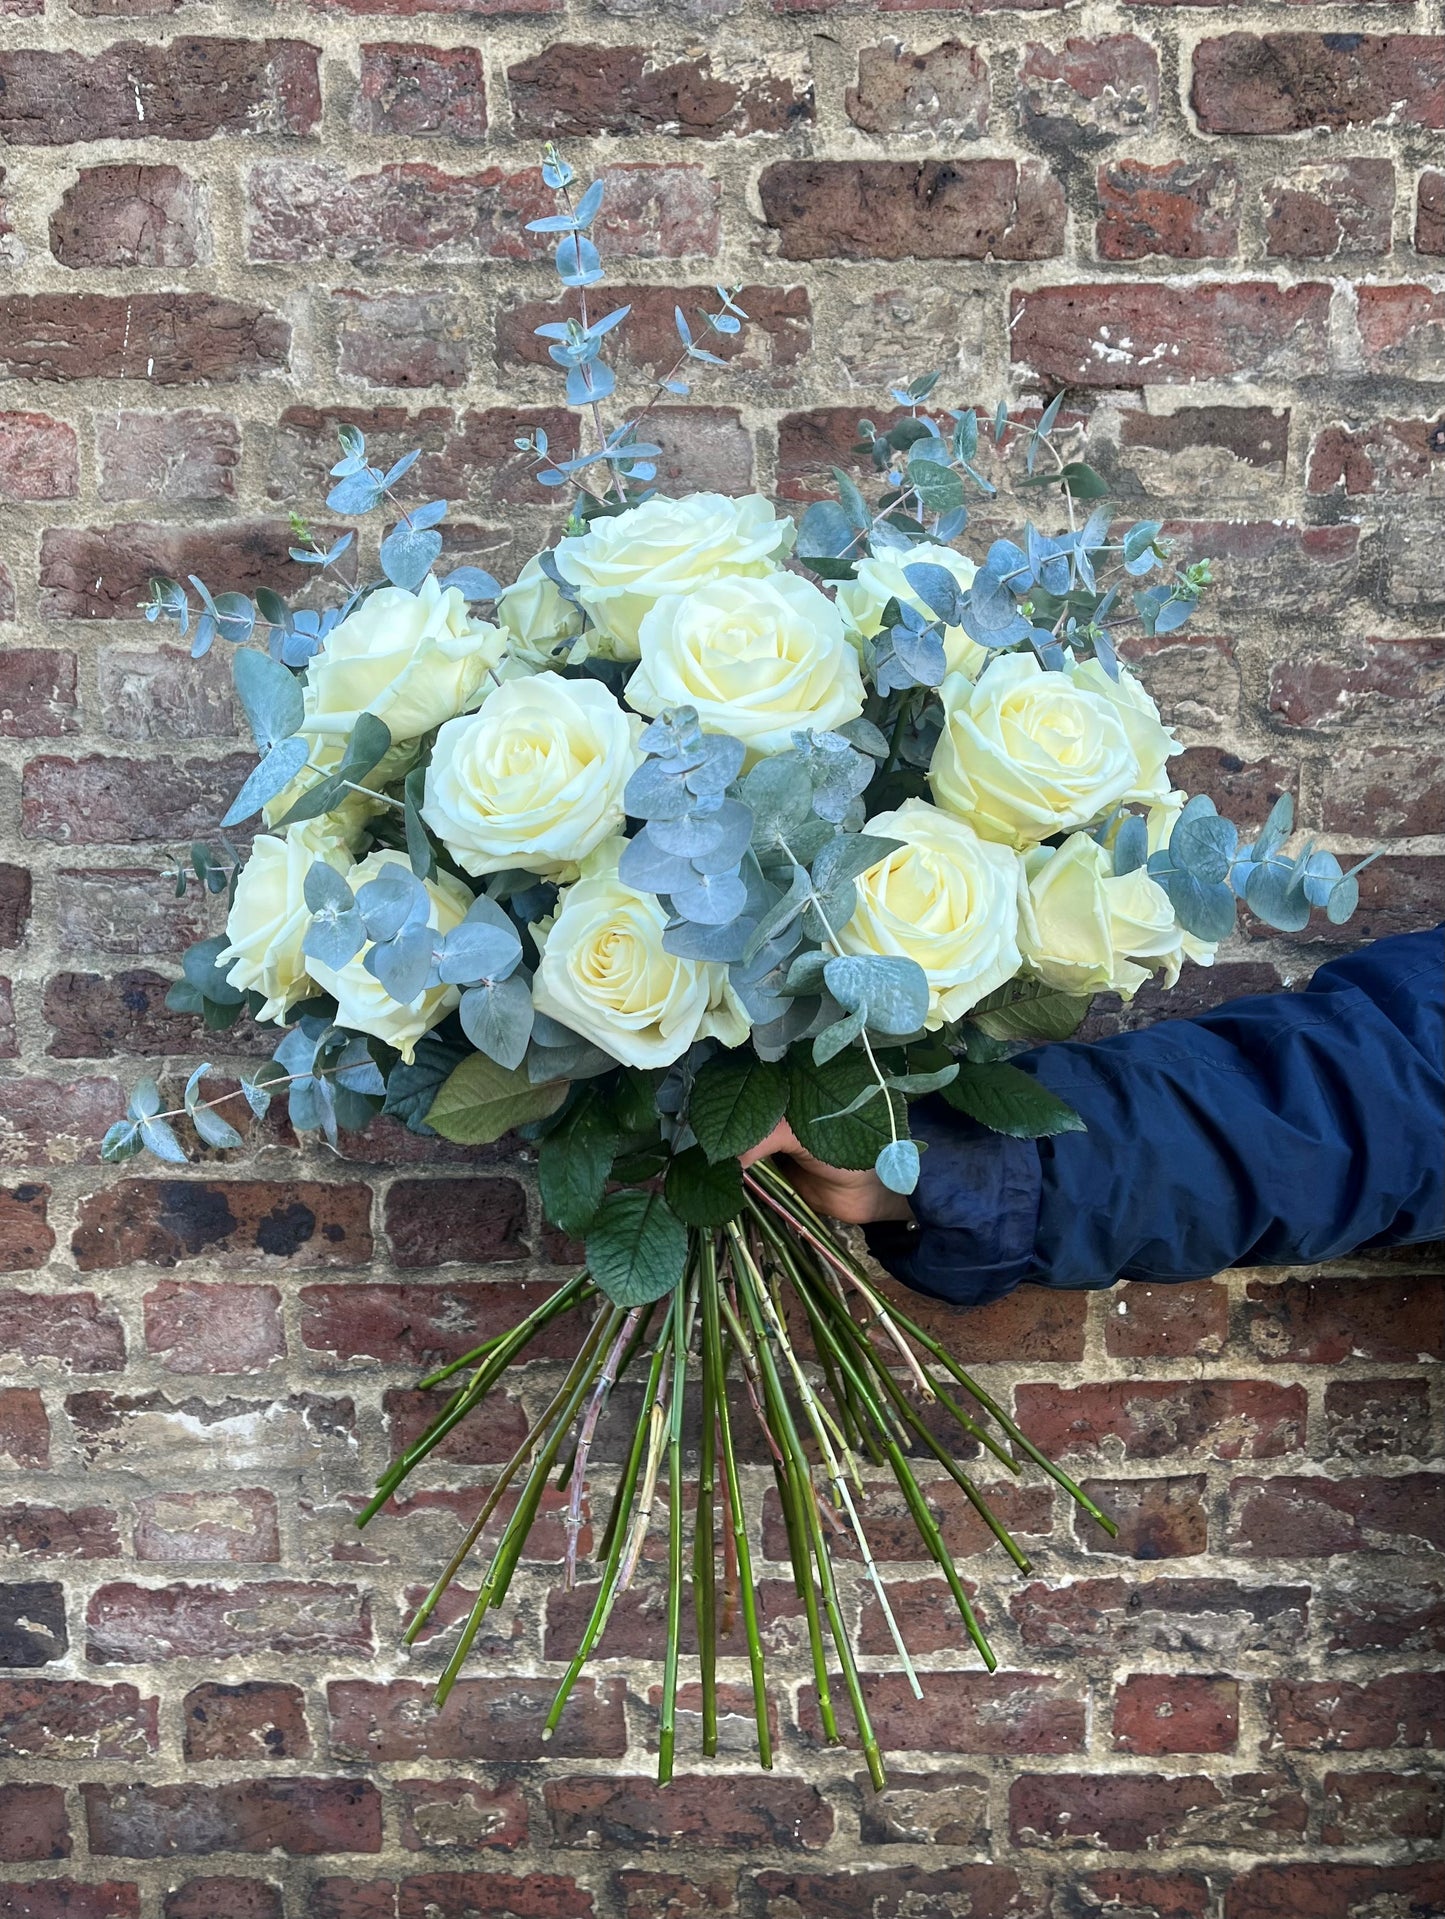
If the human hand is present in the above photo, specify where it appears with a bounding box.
[740,1120,914,1226]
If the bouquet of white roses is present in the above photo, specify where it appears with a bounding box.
[109,151,1366,1789]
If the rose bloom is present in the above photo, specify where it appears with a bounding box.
[836,543,988,681]
[422,676,642,882]
[217,819,352,1023]
[1067,654,1178,806]
[495,553,587,670]
[626,573,865,766]
[553,492,794,660]
[1020,831,1186,999]
[836,798,1025,1027]
[929,652,1139,849]
[306,850,472,1062]
[532,843,750,1070]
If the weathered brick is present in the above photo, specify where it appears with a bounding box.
[395,1779,527,1852]
[855,1770,988,1848]
[384,1176,527,1266]
[1104,1281,1228,1359]
[1267,635,1445,731]
[74,1180,372,1271]
[1011,282,1331,387]
[0,1885,138,1919]
[55,868,216,957]
[1323,1582,1445,1657]
[382,1384,530,1465]
[509,45,809,139]
[0,412,79,499]
[846,41,988,138]
[1019,35,1158,137]
[1417,169,1445,253]
[0,1680,156,1760]
[1355,284,1445,376]
[1270,1671,1445,1751]
[183,1681,310,1761]
[1019,1379,1305,1463]
[163,1882,282,1919]
[312,1877,592,1919]
[133,1488,279,1564]
[1320,1769,1444,1846]
[43,969,219,1060]
[87,1580,371,1662]
[1193,34,1445,135]
[84,1778,381,1858]
[1324,1377,1432,1459]
[1164,520,1358,618]
[0,1287,125,1371]
[67,1389,354,1476]
[1228,1472,1445,1556]
[356,44,487,139]
[0,1783,70,1862]
[328,1678,627,1762]
[1112,1674,1239,1754]
[1227,1864,1445,1919]
[1075,1476,1209,1558]
[1308,416,1445,498]
[0,39,321,144]
[615,1871,735,1919]
[752,1868,1032,1919]
[1119,409,1289,503]
[97,413,241,505]
[1097,157,1240,260]
[300,1279,579,1366]
[38,521,323,622]
[268,403,577,511]
[1244,1272,1444,1363]
[0,1580,67,1665]
[1321,745,1444,836]
[761,159,1064,260]
[1012,1577,1308,1659]
[51,165,204,270]
[0,1078,125,1166]
[143,1281,284,1373]
[1055,1878,1208,1919]
[0,649,77,737]
[333,289,470,390]
[0,1387,50,1467]
[545,1776,832,1851]
[765,1477,1052,1565]
[0,1185,53,1272]
[1169,747,1293,827]
[1012,1772,1305,1851]
[1263,159,1394,259]
[0,865,31,948]
[0,294,289,383]
[0,1501,121,1557]
[798,1671,1085,1756]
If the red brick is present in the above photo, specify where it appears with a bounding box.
[142,1281,283,1374]
[1168,747,1294,827]
[1056,1878,1208,1919]
[0,1783,70,1862]
[1104,1281,1228,1358]
[1075,1476,1209,1558]
[1193,34,1445,134]
[0,865,32,947]
[1417,169,1445,252]
[87,1580,371,1663]
[1267,635,1445,730]
[0,649,78,737]
[1263,159,1394,259]
[0,1502,121,1557]
[752,1867,1032,1919]
[546,1574,803,1663]
[1013,281,1331,387]
[356,44,487,139]
[133,1488,279,1564]
[84,1778,380,1858]
[382,1384,530,1465]
[1243,1271,1444,1363]
[97,412,241,505]
[38,520,328,622]
[0,1886,138,1919]
[879,1279,1087,1362]
[846,41,988,137]
[1321,1769,1445,1845]
[314,1877,592,1919]
[0,39,321,143]
[333,289,469,390]
[1022,1379,1307,1463]
[855,1576,986,1657]
[1097,157,1239,260]
[1010,1771,1305,1851]
[0,1388,50,1467]
[0,294,289,383]
[1011,1577,1308,1659]
[73,1181,369,1272]
[1324,1377,1432,1458]
[183,1681,310,1761]
[1227,1864,1445,1919]
[0,412,79,499]
[497,284,811,386]
[1323,745,1444,836]
[1228,1472,1445,1555]
[163,1883,281,1919]
[1164,519,1358,618]
[761,159,1063,261]
[299,0,558,11]
[798,1671,1084,1756]
[545,1776,832,1851]
[0,1288,124,1371]
[763,1477,1051,1565]
[1269,1671,1445,1750]
[55,867,216,957]
[327,1677,627,1762]
[1082,960,1282,1042]
[509,45,810,139]
[1308,416,1445,497]
[615,1872,736,1919]
[0,1680,156,1760]
[1113,1673,1239,1754]
[67,1389,355,1475]
[0,1184,53,1272]
[1019,35,1159,135]
[0,1580,67,1665]
[395,1779,527,1851]
[383,1177,527,1266]
[50,164,204,269]
[0,1077,126,1166]
[247,160,719,265]
[43,969,233,1061]
[1356,284,1445,376]
[300,1279,581,1366]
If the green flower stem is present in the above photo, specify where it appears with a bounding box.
[657,1284,690,1785]
[418,1274,593,1389]
[694,1318,719,1759]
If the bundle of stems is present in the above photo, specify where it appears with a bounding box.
[358,1162,1115,1789]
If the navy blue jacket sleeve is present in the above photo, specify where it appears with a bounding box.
[867,926,1445,1309]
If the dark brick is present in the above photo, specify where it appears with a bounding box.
[0,1185,54,1271]
[544,1776,832,1851]
[1243,1272,1445,1363]
[497,284,811,385]
[0,39,320,144]
[0,1581,67,1666]
[83,1778,381,1858]
[300,1280,580,1366]
[1112,1674,1239,1754]
[1321,1769,1445,1845]
[797,1671,1085,1756]
[0,1680,155,1760]
[0,411,79,500]
[1324,1377,1432,1458]
[1193,33,1445,135]
[86,1580,370,1663]
[163,1882,282,1919]
[356,44,487,139]
[0,1884,138,1919]
[327,1678,627,1763]
[1226,1864,1445,1919]
[1269,1671,1445,1751]
[0,295,289,383]
[1267,636,1445,731]
[0,1783,70,1862]
[1263,158,1394,259]
[183,1681,310,1762]
[384,1177,527,1266]
[1010,1771,1305,1851]
[509,44,810,139]
[1016,1380,1306,1461]
[1418,169,1445,253]
[1011,1577,1308,1659]
[0,1389,51,1467]
[0,1503,121,1558]
[0,649,78,737]
[760,160,1064,261]
[1075,1477,1209,1559]
[50,164,204,269]
[73,1180,372,1272]
[1228,1472,1445,1555]
[0,1288,125,1371]
[752,1868,1033,1919]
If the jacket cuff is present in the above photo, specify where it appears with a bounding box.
[864,1099,1042,1309]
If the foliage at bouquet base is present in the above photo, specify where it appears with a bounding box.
[108,148,1371,1783]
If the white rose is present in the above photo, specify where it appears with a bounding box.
[217,820,352,1024]
[1019,831,1184,999]
[496,554,587,670]
[626,573,865,766]
[422,676,643,883]
[305,849,472,1063]
[1067,655,1178,806]
[836,543,988,681]
[532,842,750,1070]
[553,492,795,661]
[836,798,1025,1028]
[929,652,1140,849]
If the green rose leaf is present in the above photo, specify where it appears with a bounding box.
[426,1052,566,1145]
[943,1062,1086,1139]
[665,1145,744,1228]
[688,1055,787,1165]
[787,1047,906,1172]
[585,1190,688,1308]
[538,1094,619,1236]
[971,983,1092,1044]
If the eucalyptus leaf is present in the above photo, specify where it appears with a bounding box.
[221,736,310,829]
[874,1138,920,1196]
[380,521,443,591]
[459,974,534,1072]
[233,649,303,752]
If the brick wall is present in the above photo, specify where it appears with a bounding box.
[1,0,1443,1912]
